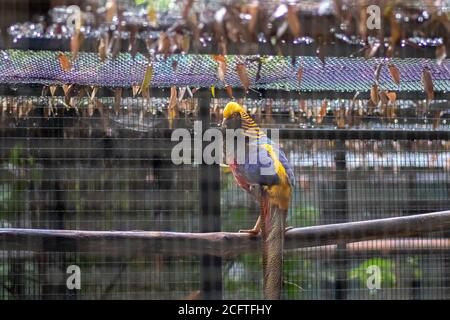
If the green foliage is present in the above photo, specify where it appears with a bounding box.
[0,144,41,224]
[349,258,396,288]
[283,258,309,299]
[406,256,423,279]
[223,207,251,231]
[0,184,11,203]
[9,144,23,167]
[223,254,261,299]
[288,205,320,227]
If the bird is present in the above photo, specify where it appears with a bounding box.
[221,101,295,300]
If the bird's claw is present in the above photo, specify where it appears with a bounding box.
[239,229,260,235]
[285,226,294,233]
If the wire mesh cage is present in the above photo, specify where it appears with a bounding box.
[1,96,450,299]
[0,0,450,301]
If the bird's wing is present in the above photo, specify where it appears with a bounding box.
[234,142,281,187]
[257,136,295,187]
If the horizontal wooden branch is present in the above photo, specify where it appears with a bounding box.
[1,210,450,257]
[3,238,450,261]
[292,238,450,257]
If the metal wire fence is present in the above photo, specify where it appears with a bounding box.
[0,95,449,299]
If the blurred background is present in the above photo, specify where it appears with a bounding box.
[0,0,449,300]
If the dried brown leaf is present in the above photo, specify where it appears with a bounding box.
[299,100,307,114]
[226,85,233,99]
[114,87,122,116]
[370,84,379,105]
[388,11,400,57]
[214,55,227,84]
[287,5,301,38]
[88,101,94,117]
[421,67,434,102]
[365,42,381,59]
[289,105,295,123]
[105,0,117,24]
[62,84,73,97]
[147,2,157,26]
[109,36,121,60]
[132,85,140,98]
[182,0,194,20]
[358,6,367,40]
[236,63,250,92]
[49,85,58,97]
[433,111,443,129]
[436,44,447,66]
[98,37,107,62]
[90,87,99,101]
[247,4,259,35]
[379,90,389,104]
[335,105,346,129]
[316,99,328,124]
[386,92,397,103]
[57,52,71,72]
[297,62,303,87]
[182,35,191,54]
[45,100,53,118]
[388,63,400,86]
[70,30,83,62]
[168,86,178,129]
[140,63,153,95]
[158,32,171,57]
[265,100,274,124]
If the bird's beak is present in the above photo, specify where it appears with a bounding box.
[221,117,227,129]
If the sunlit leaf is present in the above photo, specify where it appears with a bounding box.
[57,52,71,72]
[114,87,122,116]
[370,84,379,105]
[436,44,447,66]
[287,4,301,38]
[388,63,400,86]
[140,63,153,95]
[236,63,250,92]
[316,99,327,124]
[421,67,434,102]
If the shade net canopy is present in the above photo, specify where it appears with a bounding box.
[0,50,449,94]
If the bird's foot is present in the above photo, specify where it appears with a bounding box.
[285,226,294,233]
[239,228,260,235]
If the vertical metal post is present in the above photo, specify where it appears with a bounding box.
[198,92,222,299]
[335,139,348,300]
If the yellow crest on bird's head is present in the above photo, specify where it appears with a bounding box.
[223,102,245,119]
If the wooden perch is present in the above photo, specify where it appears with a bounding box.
[4,238,450,261]
[293,238,450,257]
[1,210,450,257]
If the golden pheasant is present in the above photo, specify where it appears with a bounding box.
[221,101,294,300]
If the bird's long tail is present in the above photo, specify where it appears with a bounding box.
[260,191,286,300]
